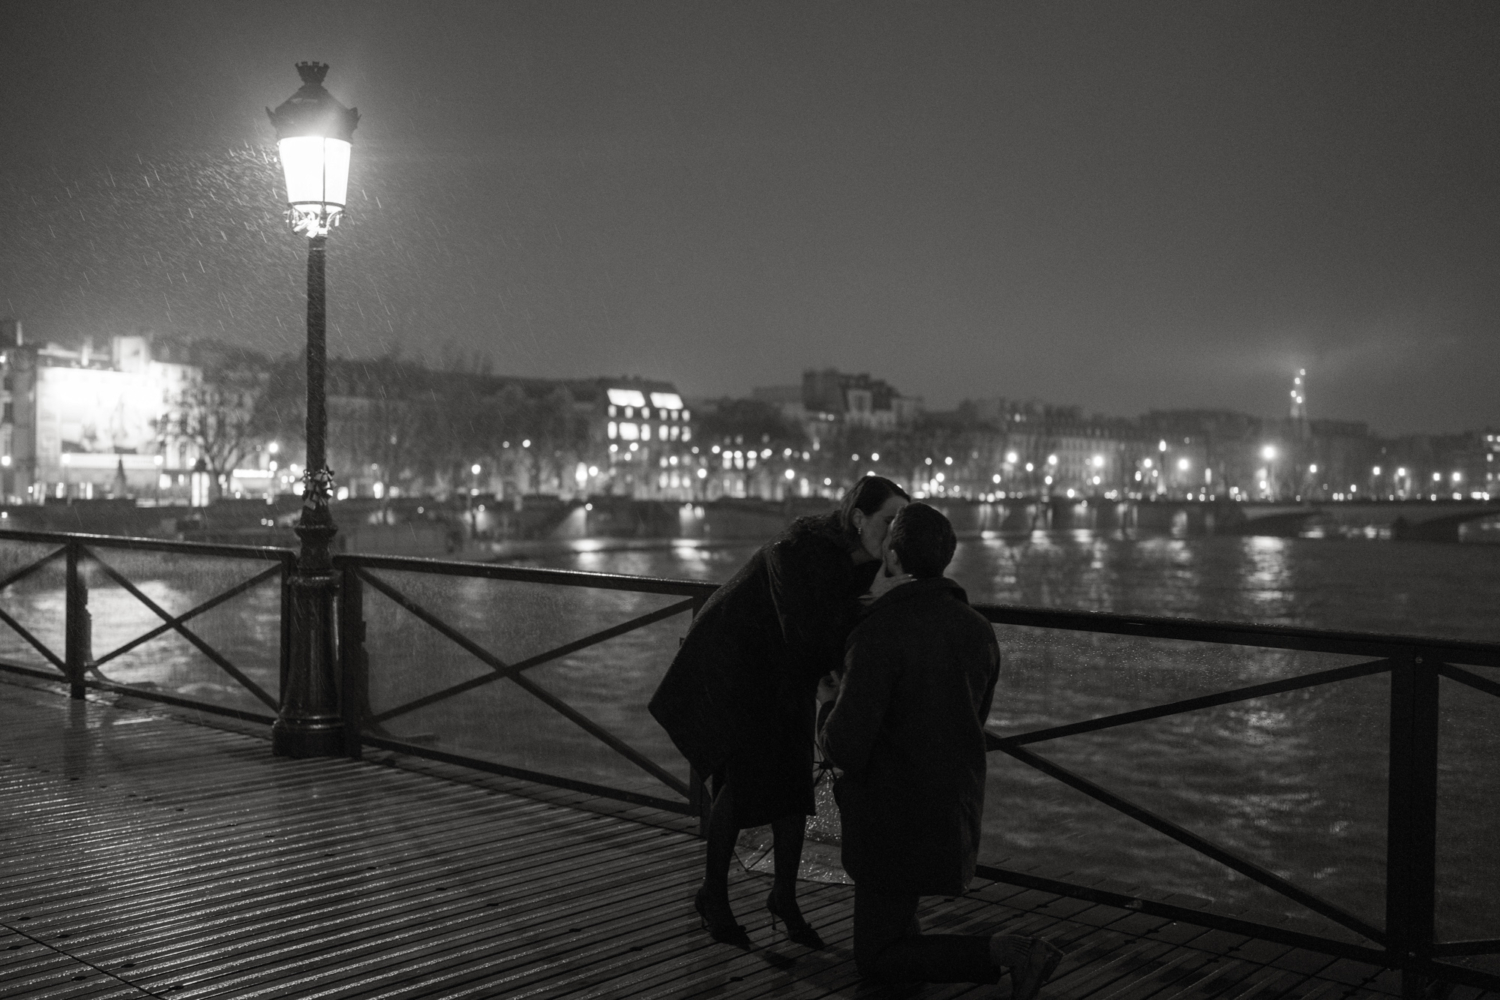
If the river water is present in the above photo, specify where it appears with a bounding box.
[1,530,1496,946]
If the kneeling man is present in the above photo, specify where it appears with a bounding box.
[818,502,1062,996]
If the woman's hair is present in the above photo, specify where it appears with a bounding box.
[838,475,911,543]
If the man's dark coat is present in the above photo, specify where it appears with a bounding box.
[819,576,1000,896]
[649,514,877,824]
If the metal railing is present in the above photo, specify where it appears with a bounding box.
[0,530,715,817]
[974,603,1500,995]
[334,552,715,817]
[0,529,292,724]
[1,529,1496,993]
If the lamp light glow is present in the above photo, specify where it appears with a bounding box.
[267,63,359,238]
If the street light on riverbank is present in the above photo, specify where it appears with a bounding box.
[267,62,359,758]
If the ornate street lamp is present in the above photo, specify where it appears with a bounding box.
[267,62,359,757]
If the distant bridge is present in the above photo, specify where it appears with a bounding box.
[932,497,1500,542]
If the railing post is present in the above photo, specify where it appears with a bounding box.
[278,557,291,706]
[338,561,367,760]
[1386,649,1439,998]
[64,541,90,700]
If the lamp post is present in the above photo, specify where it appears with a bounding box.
[267,62,359,758]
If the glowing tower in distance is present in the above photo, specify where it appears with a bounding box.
[1290,368,1308,438]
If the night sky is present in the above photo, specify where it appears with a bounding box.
[2,1,1497,434]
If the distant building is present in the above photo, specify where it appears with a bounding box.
[800,368,920,429]
[0,330,200,503]
[591,378,697,499]
[323,365,700,501]
[750,384,806,424]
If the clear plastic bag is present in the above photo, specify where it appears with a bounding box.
[735,745,852,884]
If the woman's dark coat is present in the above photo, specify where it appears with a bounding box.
[648,513,877,825]
[818,577,1000,896]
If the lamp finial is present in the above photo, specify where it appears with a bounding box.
[295,62,330,86]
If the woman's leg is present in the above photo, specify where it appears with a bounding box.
[769,813,806,905]
[702,781,738,901]
[767,813,825,946]
[696,782,750,946]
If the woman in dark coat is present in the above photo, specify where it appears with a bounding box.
[649,476,910,948]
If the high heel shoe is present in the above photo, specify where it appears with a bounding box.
[695,886,751,949]
[766,890,825,949]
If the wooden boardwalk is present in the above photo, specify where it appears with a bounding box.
[1,677,1492,1000]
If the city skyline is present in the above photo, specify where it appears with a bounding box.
[7,319,1484,441]
[3,3,1498,436]
[6,328,1490,514]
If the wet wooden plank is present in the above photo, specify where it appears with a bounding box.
[3,679,1497,1000]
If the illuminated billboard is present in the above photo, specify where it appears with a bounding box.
[35,364,186,472]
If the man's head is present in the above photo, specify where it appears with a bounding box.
[882,502,956,579]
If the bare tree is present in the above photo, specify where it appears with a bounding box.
[327,353,429,504]
[156,347,286,499]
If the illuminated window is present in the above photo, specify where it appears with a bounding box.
[650,392,684,410]
[608,388,646,407]
[682,428,691,441]
[619,422,639,441]
[660,425,668,440]
[607,422,617,439]
[642,424,653,441]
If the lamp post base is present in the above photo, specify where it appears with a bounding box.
[273,515,344,758]
[271,714,344,758]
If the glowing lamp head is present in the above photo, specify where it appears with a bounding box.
[267,62,359,237]
[1261,444,1277,461]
